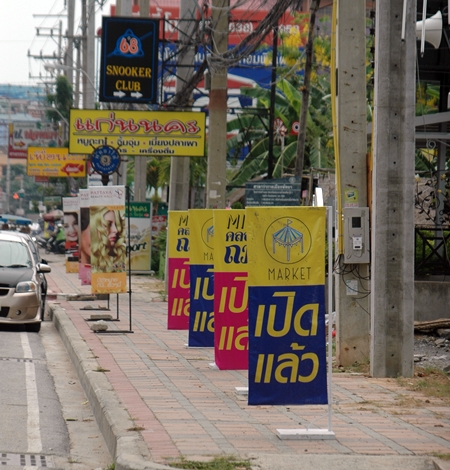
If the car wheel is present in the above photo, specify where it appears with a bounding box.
[40,297,46,321]
[27,322,41,333]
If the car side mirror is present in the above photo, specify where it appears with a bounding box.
[38,263,51,274]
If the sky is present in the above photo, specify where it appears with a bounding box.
[0,0,114,87]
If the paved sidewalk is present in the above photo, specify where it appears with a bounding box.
[44,254,450,470]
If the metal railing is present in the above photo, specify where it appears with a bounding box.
[415,225,450,276]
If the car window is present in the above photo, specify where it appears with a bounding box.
[26,238,40,263]
[0,241,32,267]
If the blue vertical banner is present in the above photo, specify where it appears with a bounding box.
[246,207,328,405]
[189,209,214,347]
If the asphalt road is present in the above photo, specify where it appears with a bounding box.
[0,320,112,470]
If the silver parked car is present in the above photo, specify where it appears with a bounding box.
[0,232,51,332]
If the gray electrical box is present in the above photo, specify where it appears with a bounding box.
[343,207,370,264]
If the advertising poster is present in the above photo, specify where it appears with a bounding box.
[213,210,248,370]
[89,186,127,294]
[167,211,190,330]
[9,122,59,159]
[246,207,328,406]
[126,202,152,272]
[189,209,214,347]
[62,197,79,273]
[27,147,86,177]
[78,189,91,285]
[152,215,167,243]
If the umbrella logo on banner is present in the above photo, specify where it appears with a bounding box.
[264,217,312,264]
[201,218,214,250]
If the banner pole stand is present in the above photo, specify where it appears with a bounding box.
[95,185,134,334]
[276,206,335,441]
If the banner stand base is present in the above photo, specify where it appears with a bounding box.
[276,429,336,440]
[209,362,219,370]
[80,306,110,311]
[95,330,134,334]
[235,387,248,395]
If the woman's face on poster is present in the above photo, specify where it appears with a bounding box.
[64,214,78,242]
[104,210,119,247]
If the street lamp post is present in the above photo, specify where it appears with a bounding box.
[43,63,97,108]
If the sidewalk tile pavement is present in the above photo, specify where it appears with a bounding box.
[44,255,450,468]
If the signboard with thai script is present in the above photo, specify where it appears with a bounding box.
[69,109,206,157]
[100,17,159,103]
[246,206,327,405]
[188,209,214,347]
[126,202,152,273]
[245,177,301,207]
[213,210,248,370]
[167,211,190,330]
[9,122,59,159]
[89,186,127,294]
[27,147,86,177]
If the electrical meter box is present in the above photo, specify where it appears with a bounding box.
[343,207,370,264]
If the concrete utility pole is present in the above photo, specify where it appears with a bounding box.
[116,0,132,187]
[205,0,229,209]
[334,1,370,366]
[66,0,75,89]
[133,0,151,202]
[82,0,96,110]
[371,0,416,377]
[168,0,198,211]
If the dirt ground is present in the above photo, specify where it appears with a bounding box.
[414,332,450,373]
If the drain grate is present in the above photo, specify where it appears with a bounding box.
[0,453,54,467]
[0,357,33,363]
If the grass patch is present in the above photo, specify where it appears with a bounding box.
[127,425,145,432]
[168,456,251,470]
[335,359,370,375]
[432,453,450,461]
[396,366,450,404]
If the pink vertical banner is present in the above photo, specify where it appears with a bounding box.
[167,211,190,329]
[213,210,248,370]
[78,189,91,285]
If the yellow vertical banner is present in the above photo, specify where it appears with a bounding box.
[213,209,248,370]
[246,207,326,287]
[188,209,214,347]
[167,210,190,330]
[246,206,328,406]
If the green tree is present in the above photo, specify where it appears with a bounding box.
[46,75,73,123]
[226,14,334,188]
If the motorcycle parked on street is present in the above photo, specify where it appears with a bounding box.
[35,225,65,254]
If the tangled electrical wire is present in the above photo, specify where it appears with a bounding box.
[167,0,298,107]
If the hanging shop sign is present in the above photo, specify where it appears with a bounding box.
[100,16,159,103]
[91,145,121,175]
[27,147,86,178]
[69,109,206,157]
